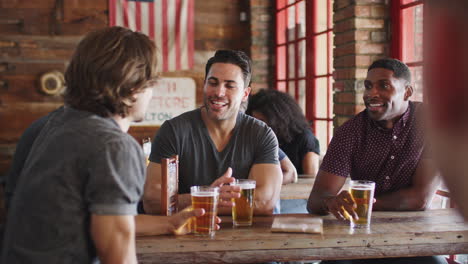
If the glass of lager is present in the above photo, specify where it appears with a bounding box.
[231,179,256,227]
[190,186,219,237]
[349,180,375,229]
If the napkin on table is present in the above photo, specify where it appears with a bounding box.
[271,216,323,234]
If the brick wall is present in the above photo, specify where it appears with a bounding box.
[333,0,390,128]
[249,0,275,92]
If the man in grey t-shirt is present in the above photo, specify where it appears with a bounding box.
[143,50,283,216]
[2,27,207,264]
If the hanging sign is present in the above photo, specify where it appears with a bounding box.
[134,77,196,126]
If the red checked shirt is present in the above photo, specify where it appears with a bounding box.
[320,101,425,196]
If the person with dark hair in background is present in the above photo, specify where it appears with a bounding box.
[246,89,320,176]
[240,99,297,185]
[2,26,207,264]
[143,50,282,216]
[309,58,442,264]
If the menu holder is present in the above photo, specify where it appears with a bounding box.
[271,216,323,234]
[161,155,179,216]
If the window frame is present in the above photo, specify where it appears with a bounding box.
[391,0,425,101]
[275,0,334,148]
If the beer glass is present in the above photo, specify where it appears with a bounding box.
[231,179,256,226]
[190,186,219,237]
[349,180,375,228]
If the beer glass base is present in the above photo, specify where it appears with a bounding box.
[233,222,252,227]
[194,232,216,238]
[350,222,370,229]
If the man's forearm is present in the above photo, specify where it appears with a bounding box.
[252,186,279,215]
[374,188,430,211]
[307,191,332,215]
[135,215,171,236]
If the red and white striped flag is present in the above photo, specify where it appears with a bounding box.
[109,0,194,72]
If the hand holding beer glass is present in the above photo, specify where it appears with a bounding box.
[230,179,256,227]
[348,180,375,228]
[190,186,219,237]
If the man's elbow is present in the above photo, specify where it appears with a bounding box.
[253,199,277,216]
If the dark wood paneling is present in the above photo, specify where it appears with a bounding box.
[0,0,107,35]
[0,0,251,179]
[0,102,63,143]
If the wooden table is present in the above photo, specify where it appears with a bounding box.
[136,209,468,263]
[280,177,315,200]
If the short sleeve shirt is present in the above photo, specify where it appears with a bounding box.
[281,128,320,174]
[320,101,425,196]
[2,107,146,264]
[150,108,279,194]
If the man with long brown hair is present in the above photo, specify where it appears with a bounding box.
[2,26,206,264]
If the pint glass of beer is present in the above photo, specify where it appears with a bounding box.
[190,186,219,237]
[231,179,256,226]
[349,180,375,228]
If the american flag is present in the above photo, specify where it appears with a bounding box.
[109,0,194,72]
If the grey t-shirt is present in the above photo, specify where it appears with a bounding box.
[150,108,279,194]
[2,107,145,264]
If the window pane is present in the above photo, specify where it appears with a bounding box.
[316,77,328,118]
[277,9,287,44]
[315,120,328,156]
[288,43,296,79]
[297,1,306,39]
[287,5,296,41]
[277,81,287,92]
[316,33,328,76]
[402,5,423,63]
[409,66,423,102]
[277,45,286,80]
[316,0,328,33]
[298,79,306,114]
[288,81,296,98]
[298,40,306,78]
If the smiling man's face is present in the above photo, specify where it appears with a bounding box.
[363,68,412,125]
[203,62,250,122]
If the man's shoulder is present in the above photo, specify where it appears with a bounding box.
[335,110,367,133]
[61,108,138,150]
[238,112,270,131]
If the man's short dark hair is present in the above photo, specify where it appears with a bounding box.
[368,58,411,83]
[205,50,252,88]
[64,26,158,118]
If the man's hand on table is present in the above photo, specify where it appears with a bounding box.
[324,191,358,221]
[210,167,241,208]
[170,207,222,235]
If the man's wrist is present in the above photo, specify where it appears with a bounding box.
[321,196,334,213]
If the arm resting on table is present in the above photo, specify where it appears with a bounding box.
[307,170,347,215]
[249,163,282,215]
[374,158,440,211]
[302,152,320,177]
[281,156,298,184]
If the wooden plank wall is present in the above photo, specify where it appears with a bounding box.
[0,0,250,177]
